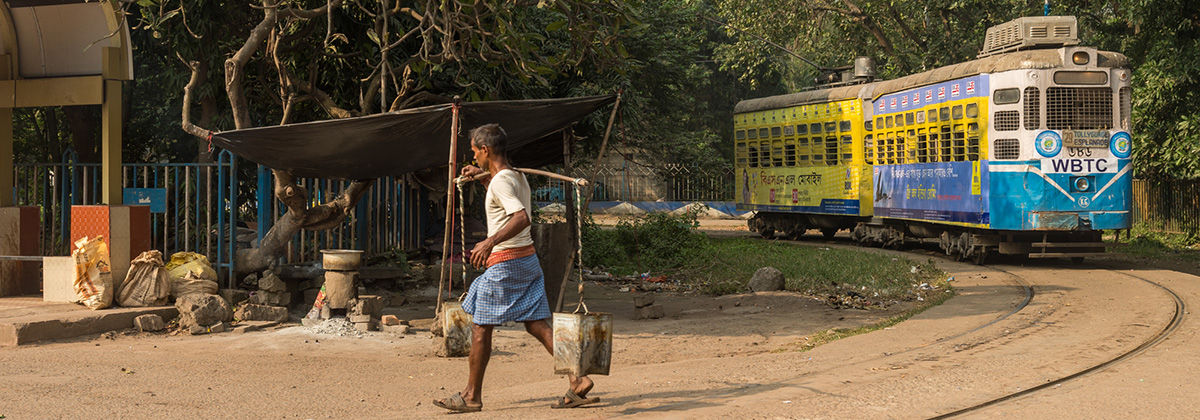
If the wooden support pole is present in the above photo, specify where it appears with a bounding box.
[436,101,461,315]
[0,107,11,207]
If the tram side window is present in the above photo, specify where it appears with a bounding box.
[771,127,782,137]
[748,144,759,167]
[940,125,953,162]
[885,115,894,128]
[811,137,824,164]
[952,124,966,161]
[772,140,785,166]
[825,136,839,165]
[841,135,853,163]
[875,117,883,129]
[968,135,980,161]
[905,112,915,126]
[840,120,852,132]
[760,141,773,167]
[747,129,757,139]
[784,140,796,166]
[928,131,940,162]
[736,130,746,140]
[759,128,769,139]
[864,134,874,164]
[916,110,926,124]
[865,120,874,131]
[927,109,937,123]
[952,105,964,120]
[895,115,904,128]
[917,129,929,163]
[810,123,822,135]
[796,124,808,135]
[798,137,810,165]
[784,125,794,136]
[965,103,979,119]
[939,107,950,121]
[906,130,917,162]
[824,122,837,133]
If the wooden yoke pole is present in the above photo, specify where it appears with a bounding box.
[457,168,589,186]
[436,99,462,315]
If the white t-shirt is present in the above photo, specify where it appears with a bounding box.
[485,169,534,251]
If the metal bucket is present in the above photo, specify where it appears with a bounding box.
[321,249,363,271]
[553,312,612,376]
[323,270,358,309]
[441,301,473,357]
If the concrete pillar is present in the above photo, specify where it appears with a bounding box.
[101,79,122,205]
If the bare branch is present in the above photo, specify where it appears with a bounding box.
[279,0,343,19]
[180,58,213,140]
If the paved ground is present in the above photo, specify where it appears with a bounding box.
[1,227,1198,419]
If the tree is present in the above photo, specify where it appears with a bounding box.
[135,0,640,275]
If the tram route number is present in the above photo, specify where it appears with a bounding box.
[1066,147,1093,157]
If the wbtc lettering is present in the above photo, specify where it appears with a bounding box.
[1049,158,1109,173]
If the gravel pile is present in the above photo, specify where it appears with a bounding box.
[307,317,363,338]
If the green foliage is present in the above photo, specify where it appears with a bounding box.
[682,237,946,299]
[581,208,708,275]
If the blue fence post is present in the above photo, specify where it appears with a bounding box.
[256,164,272,246]
[228,151,238,284]
[355,184,369,252]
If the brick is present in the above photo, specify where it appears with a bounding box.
[633,304,665,320]
[380,315,401,326]
[353,321,376,332]
[133,314,165,332]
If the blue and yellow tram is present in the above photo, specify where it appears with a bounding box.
[735,16,1131,262]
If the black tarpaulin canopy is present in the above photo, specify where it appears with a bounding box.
[211,95,616,180]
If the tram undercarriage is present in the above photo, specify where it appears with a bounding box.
[749,212,1118,264]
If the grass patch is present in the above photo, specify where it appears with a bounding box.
[680,237,948,303]
[1107,226,1200,264]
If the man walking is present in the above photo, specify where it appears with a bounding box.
[433,123,597,413]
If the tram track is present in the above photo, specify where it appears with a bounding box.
[620,232,1188,419]
[926,267,1187,419]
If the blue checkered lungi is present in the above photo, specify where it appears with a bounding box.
[461,254,551,325]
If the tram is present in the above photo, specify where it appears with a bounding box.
[734,16,1132,263]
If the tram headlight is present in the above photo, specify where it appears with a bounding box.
[1072,51,1090,66]
[1071,176,1093,193]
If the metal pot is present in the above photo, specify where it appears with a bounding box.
[321,249,363,271]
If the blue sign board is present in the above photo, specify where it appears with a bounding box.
[124,188,168,213]
[873,161,990,225]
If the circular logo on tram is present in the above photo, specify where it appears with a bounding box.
[1110,132,1132,158]
[1035,131,1062,157]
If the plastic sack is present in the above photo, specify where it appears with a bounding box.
[72,236,114,310]
[116,250,170,307]
[166,252,219,298]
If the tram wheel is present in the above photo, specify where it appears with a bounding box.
[759,229,775,239]
[972,249,988,265]
[821,228,838,240]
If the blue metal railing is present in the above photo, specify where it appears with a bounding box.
[252,166,425,266]
[13,149,239,285]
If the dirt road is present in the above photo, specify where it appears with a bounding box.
[2,233,1198,419]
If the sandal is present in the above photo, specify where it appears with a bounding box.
[550,390,600,409]
[433,392,482,413]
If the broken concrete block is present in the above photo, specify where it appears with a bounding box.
[209,322,227,333]
[349,295,384,318]
[634,294,656,308]
[234,303,289,323]
[176,293,234,331]
[248,290,292,307]
[353,321,376,332]
[381,315,401,326]
[133,314,165,332]
[258,272,288,292]
[189,324,208,335]
[748,267,785,292]
[219,289,250,306]
[382,324,410,335]
[633,304,665,320]
[350,314,372,323]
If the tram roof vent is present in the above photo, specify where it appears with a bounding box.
[979,16,1079,58]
